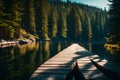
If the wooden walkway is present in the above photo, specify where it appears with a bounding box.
[29,43,109,80]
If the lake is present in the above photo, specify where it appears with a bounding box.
[0,41,120,80]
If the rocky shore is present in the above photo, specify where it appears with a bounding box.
[0,38,36,48]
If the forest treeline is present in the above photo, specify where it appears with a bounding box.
[0,0,109,41]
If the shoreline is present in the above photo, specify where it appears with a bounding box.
[0,38,36,48]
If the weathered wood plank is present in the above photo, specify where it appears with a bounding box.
[43,61,74,65]
[90,54,120,75]
[29,44,109,80]
[81,70,109,80]
[29,44,77,80]
[37,67,71,70]
[40,65,71,67]
[30,74,66,80]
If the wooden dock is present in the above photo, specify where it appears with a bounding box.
[29,43,109,80]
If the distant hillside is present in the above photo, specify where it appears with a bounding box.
[0,0,109,41]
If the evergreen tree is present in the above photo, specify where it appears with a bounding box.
[99,11,105,38]
[0,0,15,39]
[51,6,58,38]
[90,12,96,40]
[85,15,92,41]
[58,3,67,38]
[108,0,120,42]
[0,0,7,39]
[94,11,100,40]
[75,6,82,38]
[104,12,109,36]
[9,0,23,38]
[28,0,36,36]
[41,0,50,40]
[61,6,67,38]
[34,0,42,38]
[68,6,82,39]
[67,6,74,39]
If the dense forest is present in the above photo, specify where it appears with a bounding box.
[0,0,109,42]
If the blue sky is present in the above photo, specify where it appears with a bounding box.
[62,0,110,10]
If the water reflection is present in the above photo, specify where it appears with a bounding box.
[42,41,50,61]
[83,42,120,64]
[106,48,120,63]
[0,41,70,80]
[57,41,62,52]
[0,41,119,80]
[87,43,92,52]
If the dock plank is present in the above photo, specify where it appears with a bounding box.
[30,74,67,80]
[29,44,109,80]
[90,54,120,75]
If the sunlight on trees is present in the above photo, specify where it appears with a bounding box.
[0,0,109,41]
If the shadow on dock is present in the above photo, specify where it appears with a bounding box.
[90,58,120,80]
[29,43,120,80]
[65,61,86,80]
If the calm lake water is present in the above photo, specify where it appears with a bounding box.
[0,41,120,80]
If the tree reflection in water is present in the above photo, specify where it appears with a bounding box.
[106,48,120,63]
[84,42,120,64]
[0,41,70,80]
[0,41,119,80]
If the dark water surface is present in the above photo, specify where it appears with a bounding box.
[0,41,120,80]
[84,42,120,63]
[0,41,71,80]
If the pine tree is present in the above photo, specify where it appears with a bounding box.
[104,12,109,36]
[0,0,7,39]
[94,11,100,40]
[99,11,105,38]
[60,6,67,38]
[58,3,67,38]
[9,0,23,38]
[108,0,120,42]
[28,0,36,36]
[74,6,82,38]
[85,15,92,41]
[41,0,50,40]
[34,0,42,38]
[0,0,15,39]
[51,6,58,38]
[68,6,82,39]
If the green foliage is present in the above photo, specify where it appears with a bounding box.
[0,0,15,39]
[0,0,109,41]
[51,6,58,38]
[28,0,36,35]
[74,6,82,37]
[86,15,92,40]
[95,12,100,40]
[108,0,120,42]
[41,0,51,40]
[60,5,67,38]
[9,0,24,38]
[67,5,82,39]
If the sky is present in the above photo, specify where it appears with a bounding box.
[62,0,110,10]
